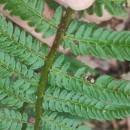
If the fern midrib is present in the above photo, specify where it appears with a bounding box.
[34,7,73,130]
[19,0,57,28]
[64,35,130,47]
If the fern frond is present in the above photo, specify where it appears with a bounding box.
[50,69,130,107]
[1,108,89,130]
[49,55,130,107]
[1,1,130,129]
[63,20,130,61]
[103,0,127,17]
[0,0,63,38]
[42,111,80,130]
[0,16,48,69]
[46,0,61,10]
[0,108,34,130]
[87,0,127,17]
[0,50,39,86]
[0,78,35,108]
[0,16,97,85]
[44,87,130,120]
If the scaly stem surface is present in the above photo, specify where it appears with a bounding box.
[34,7,73,130]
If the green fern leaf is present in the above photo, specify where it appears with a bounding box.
[104,0,127,17]
[0,50,39,86]
[0,108,34,130]
[44,87,130,120]
[0,16,48,69]
[0,0,63,38]
[1,3,130,129]
[63,20,130,61]
[42,111,80,130]
[50,69,130,107]
[0,78,35,108]
[49,56,130,108]
[87,0,127,17]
